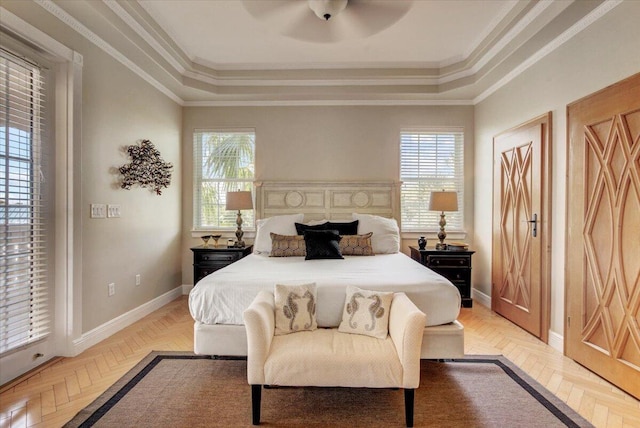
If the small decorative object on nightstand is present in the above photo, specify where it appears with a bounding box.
[409,246,474,308]
[191,245,253,284]
[418,236,427,250]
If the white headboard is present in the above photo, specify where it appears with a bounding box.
[255,181,400,222]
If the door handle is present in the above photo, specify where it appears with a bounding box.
[527,213,538,238]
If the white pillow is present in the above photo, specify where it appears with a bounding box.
[274,283,317,335]
[254,214,304,254]
[306,219,328,226]
[338,285,393,339]
[352,213,400,254]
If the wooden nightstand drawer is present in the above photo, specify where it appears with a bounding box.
[426,255,470,267]
[436,268,470,284]
[195,251,241,263]
[410,246,475,308]
[191,245,253,285]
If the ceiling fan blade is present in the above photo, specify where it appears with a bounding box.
[242,0,306,21]
[282,13,346,43]
[243,0,413,43]
[342,0,412,37]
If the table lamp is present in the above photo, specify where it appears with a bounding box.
[429,191,458,250]
[226,190,253,247]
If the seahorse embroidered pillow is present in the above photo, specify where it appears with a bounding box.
[274,283,318,336]
[338,286,393,339]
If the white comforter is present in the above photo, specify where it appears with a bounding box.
[189,252,461,328]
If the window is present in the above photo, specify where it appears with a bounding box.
[1,48,49,354]
[193,130,255,230]
[400,129,464,232]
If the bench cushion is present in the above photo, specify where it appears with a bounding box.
[264,328,403,388]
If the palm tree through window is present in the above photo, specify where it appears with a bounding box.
[193,130,255,230]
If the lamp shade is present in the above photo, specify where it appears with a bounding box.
[429,191,458,212]
[226,191,253,211]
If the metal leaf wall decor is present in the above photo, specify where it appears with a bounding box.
[119,139,173,195]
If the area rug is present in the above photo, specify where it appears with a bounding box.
[64,351,592,427]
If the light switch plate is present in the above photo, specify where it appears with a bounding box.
[107,204,121,218]
[90,204,106,218]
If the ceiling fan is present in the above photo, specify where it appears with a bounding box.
[242,0,413,43]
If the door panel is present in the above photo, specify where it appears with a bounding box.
[566,73,640,399]
[493,113,551,342]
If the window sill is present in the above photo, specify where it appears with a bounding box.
[401,231,468,242]
[191,229,256,240]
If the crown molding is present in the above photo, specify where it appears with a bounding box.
[102,0,187,75]
[34,0,184,105]
[0,6,75,62]
[183,99,475,107]
[28,0,622,106]
[474,0,623,104]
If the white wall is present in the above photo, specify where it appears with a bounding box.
[2,1,184,334]
[80,39,182,331]
[474,1,640,338]
[182,105,474,284]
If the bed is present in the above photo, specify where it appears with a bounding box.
[189,181,464,359]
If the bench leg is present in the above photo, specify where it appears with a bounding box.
[404,388,415,427]
[251,384,262,425]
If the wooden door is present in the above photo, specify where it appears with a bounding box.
[566,73,640,399]
[492,113,551,343]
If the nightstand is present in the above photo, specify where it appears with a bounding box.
[409,246,475,308]
[191,245,253,285]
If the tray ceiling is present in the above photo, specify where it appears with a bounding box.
[8,0,618,105]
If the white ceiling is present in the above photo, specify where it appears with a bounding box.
[22,0,613,104]
[138,0,517,70]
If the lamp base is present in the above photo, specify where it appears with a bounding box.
[437,212,447,250]
[235,210,245,248]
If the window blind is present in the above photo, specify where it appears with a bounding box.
[0,48,49,354]
[400,130,464,232]
[193,130,255,230]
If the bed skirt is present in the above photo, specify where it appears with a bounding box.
[193,320,464,360]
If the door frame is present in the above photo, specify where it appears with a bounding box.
[492,112,552,343]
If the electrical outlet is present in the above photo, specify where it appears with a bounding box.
[135,274,141,286]
[108,282,115,296]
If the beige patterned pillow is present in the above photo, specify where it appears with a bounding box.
[338,285,393,339]
[270,233,306,257]
[339,232,374,256]
[274,283,317,335]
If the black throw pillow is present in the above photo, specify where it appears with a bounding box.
[295,220,359,236]
[295,222,326,235]
[304,230,343,260]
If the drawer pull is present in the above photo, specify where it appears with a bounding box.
[202,255,235,261]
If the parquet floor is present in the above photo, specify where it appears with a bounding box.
[1,296,639,427]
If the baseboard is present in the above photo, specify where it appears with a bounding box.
[548,330,564,353]
[72,286,184,355]
[182,284,194,295]
[471,288,491,308]
[472,288,564,352]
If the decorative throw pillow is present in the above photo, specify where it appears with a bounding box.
[253,214,304,254]
[303,229,343,260]
[270,233,306,257]
[338,286,393,339]
[352,213,400,254]
[274,283,317,335]
[295,220,359,236]
[339,232,374,256]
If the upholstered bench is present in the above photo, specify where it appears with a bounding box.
[243,290,427,427]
